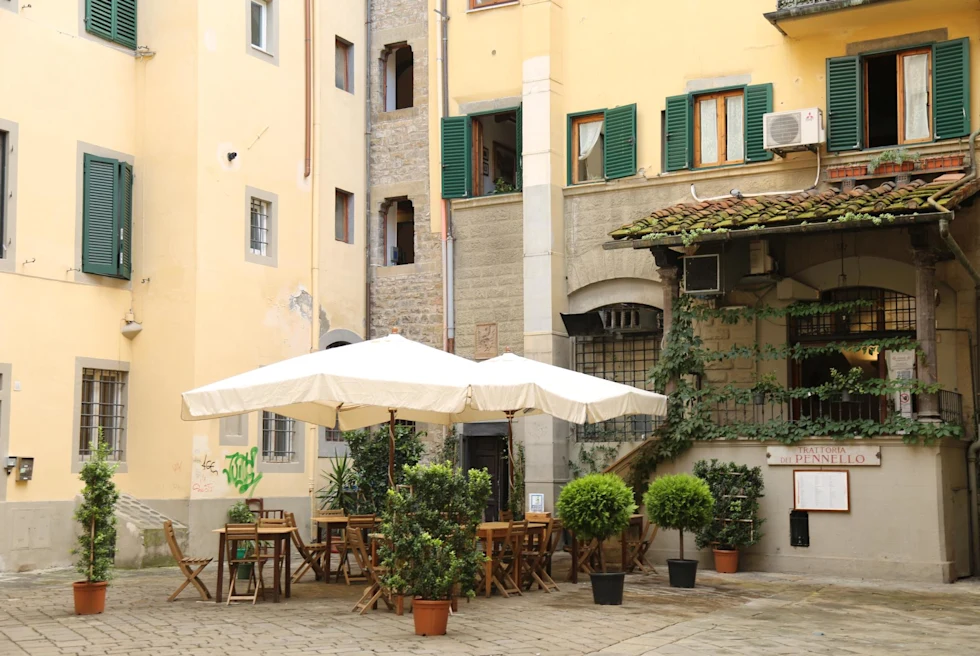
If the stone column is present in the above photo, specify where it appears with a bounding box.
[653,248,682,395]
[521,0,567,512]
[912,246,940,421]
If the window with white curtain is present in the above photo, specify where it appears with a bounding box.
[865,47,932,148]
[571,114,605,184]
[694,89,745,167]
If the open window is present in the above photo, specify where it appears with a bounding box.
[827,38,971,151]
[570,113,604,184]
[384,44,413,111]
[439,108,522,199]
[384,199,414,266]
[694,89,745,167]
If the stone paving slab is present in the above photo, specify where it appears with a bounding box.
[1,565,979,655]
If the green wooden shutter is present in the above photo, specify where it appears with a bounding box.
[744,84,774,162]
[515,104,523,191]
[113,0,138,49]
[826,56,862,152]
[933,38,971,140]
[603,103,637,180]
[664,94,691,171]
[441,116,469,199]
[85,0,114,41]
[117,162,133,280]
[82,154,119,277]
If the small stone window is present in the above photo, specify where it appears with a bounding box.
[384,199,414,266]
[384,44,413,111]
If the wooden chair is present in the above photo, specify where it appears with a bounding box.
[341,515,376,585]
[523,518,559,593]
[163,520,212,602]
[245,498,264,517]
[538,517,562,592]
[629,520,659,574]
[499,509,514,522]
[564,534,599,581]
[314,509,346,578]
[254,509,285,519]
[496,520,526,597]
[348,528,394,615]
[225,523,267,605]
[285,512,327,583]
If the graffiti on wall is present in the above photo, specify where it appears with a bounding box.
[223,446,263,496]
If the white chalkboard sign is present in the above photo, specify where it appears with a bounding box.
[794,470,850,512]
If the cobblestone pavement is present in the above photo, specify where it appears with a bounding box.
[2,563,980,655]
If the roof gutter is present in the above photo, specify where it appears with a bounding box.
[603,211,951,251]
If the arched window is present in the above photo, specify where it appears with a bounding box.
[790,287,916,341]
[572,303,663,442]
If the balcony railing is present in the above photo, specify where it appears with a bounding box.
[706,390,964,430]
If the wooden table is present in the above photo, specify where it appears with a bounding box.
[213,526,295,603]
[312,516,381,583]
[476,522,546,598]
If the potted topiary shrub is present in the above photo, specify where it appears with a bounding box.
[693,460,765,574]
[556,473,637,605]
[643,473,714,588]
[227,500,255,580]
[72,440,120,615]
[382,462,491,636]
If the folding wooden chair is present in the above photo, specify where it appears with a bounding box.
[348,528,394,615]
[496,520,526,597]
[285,512,327,583]
[245,498,264,517]
[163,520,212,602]
[341,515,376,585]
[499,509,514,522]
[314,509,346,578]
[521,518,553,592]
[225,523,267,605]
[527,518,560,593]
[564,534,599,581]
[630,520,659,574]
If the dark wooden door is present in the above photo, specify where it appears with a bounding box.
[467,436,507,521]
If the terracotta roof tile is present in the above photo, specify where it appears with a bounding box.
[609,178,979,241]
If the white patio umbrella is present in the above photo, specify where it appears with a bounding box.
[180,332,486,485]
[470,352,669,490]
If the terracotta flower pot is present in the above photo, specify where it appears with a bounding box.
[713,548,739,574]
[73,581,107,615]
[413,598,450,636]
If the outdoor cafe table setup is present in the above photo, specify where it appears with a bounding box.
[476,521,548,598]
[213,524,295,603]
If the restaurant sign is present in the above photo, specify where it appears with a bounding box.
[766,444,880,466]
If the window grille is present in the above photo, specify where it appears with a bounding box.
[250,197,270,256]
[790,287,915,341]
[574,304,663,442]
[262,412,295,462]
[79,368,126,461]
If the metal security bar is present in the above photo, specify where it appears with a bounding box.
[938,390,964,426]
[574,328,662,442]
[262,411,295,463]
[790,287,916,341]
[250,197,270,256]
[79,368,126,461]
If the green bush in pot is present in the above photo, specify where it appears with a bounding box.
[227,500,255,580]
[556,473,637,605]
[72,439,120,614]
[643,473,714,588]
[693,459,765,574]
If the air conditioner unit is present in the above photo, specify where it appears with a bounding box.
[683,254,722,295]
[763,108,825,153]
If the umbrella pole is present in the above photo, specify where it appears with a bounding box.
[506,411,515,498]
[388,409,396,488]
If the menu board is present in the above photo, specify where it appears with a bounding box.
[793,470,850,512]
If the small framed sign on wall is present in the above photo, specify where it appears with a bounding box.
[793,469,850,512]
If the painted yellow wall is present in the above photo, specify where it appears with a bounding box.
[433,0,980,186]
[0,1,366,506]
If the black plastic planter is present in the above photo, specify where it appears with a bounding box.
[589,571,625,605]
[667,559,698,588]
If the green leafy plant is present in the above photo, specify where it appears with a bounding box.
[693,460,765,551]
[751,372,781,404]
[345,423,425,514]
[867,148,920,174]
[381,463,491,599]
[493,178,516,194]
[316,454,359,514]
[508,442,526,519]
[568,443,620,479]
[556,473,637,572]
[227,500,255,524]
[73,439,120,583]
[438,426,460,468]
[643,474,714,560]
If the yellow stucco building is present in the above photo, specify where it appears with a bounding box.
[0,0,368,569]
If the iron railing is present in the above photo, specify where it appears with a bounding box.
[938,390,964,426]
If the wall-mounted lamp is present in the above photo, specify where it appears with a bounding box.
[121,321,143,340]
[4,456,16,475]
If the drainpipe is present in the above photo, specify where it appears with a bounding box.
[364,0,373,340]
[927,126,980,575]
[305,0,319,537]
[438,0,454,352]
